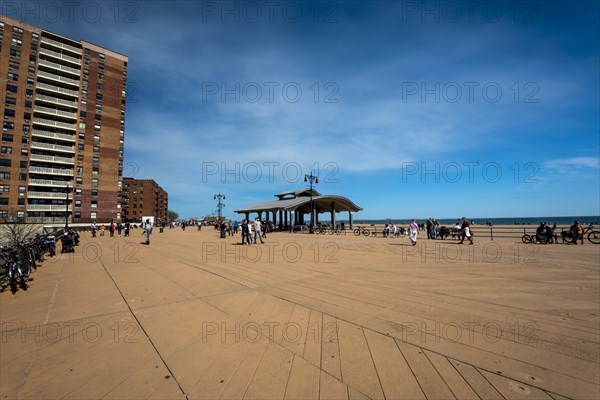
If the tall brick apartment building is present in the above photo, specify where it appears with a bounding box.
[121,178,168,224]
[0,16,127,224]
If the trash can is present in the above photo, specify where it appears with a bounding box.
[220,230,226,239]
[160,227,164,233]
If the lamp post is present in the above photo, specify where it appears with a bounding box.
[304,172,318,234]
[214,192,225,222]
[64,182,71,229]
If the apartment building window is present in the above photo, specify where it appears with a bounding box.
[94,114,101,121]
[0,211,8,218]
[17,198,25,206]
[75,188,82,196]
[82,79,88,87]
[76,177,82,184]
[94,124,101,131]
[93,136,100,143]
[83,68,89,75]
[1,146,11,154]
[18,186,25,195]
[2,133,13,141]
[90,212,96,219]
[26,77,34,85]
[10,49,21,57]
[0,185,9,192]
[6,85,17,94]
[80,111,86,118]
[24,101,32,109]
[11,38,22,46]
[0,198,8,206]
[96,93,102,100]
[75,200,81,207]
[26,89,32,98]
[23,112,31,121]
[21,149,28,157]
[0,172,11,180]
[4,110,15,118]
[30,44,37,51]
[93,146,100,153]
[19,161,27,169]
[31,32,38,40]
[91,178,98,186]
[21,137,28,145]
[19,173,26,181]
[92,167,99,175]
[12,27,23,34]
[97,83,103,91]
[95,104,102,111]
[74,211,81,219]
[29,55,36,64]
[81,100,87,107]
[8,61,19,70]
[0,159,11,167]
[7,73,18,81]
[23,125,30,133]
[99,53,105,59]
[78,144,84,151]
[98,63,105,70]
[91,189,98,196]
[91,201,97,208]
[78,133,85,140]
[4,97,16,106]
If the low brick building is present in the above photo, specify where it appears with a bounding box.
[121,178,168,224]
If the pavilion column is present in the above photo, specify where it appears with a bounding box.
[349,211,353,229]
[279,210,283,230]
[284,210,288,227]
[315,208,319,225]
[245,212,249,221]
[331,202,335,227]
[272,210,276,227]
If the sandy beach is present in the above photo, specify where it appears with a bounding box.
[1,228,598,399]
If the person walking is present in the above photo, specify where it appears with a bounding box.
[458,217,474,245]
[143,218,152,245]
[124,222,130,237]
[110,222,115,237]
[409,219,419,246]
[90,221,97,237]
[254,218,264,244]
[117,223,123,237]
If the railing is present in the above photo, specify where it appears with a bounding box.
[26,216,71,224]
[37,59,80,77]
[39,46,81,66]
[36,82,78,98]
[27,191,69,199]
[35,93,78,109]
[29,154,74,164]
[28,179,70,187]
[27,204,72,212]
[31,129,76,142]
[40,37,81,55]
[28,166,74,176]
[34,106,77,119]
[36,71,80,87]
[32,117,76,131]
[30,141,75,154]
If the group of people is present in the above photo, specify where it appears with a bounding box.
[408,217,473,246]
[240,218,266,245]
[90,221,131,238]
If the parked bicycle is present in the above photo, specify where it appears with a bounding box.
[353,226,370,236]
[561,223,600,244]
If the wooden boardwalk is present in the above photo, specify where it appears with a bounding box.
[1,229,599,399]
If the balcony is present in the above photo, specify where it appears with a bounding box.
[40,37,81,56]
[37,59,80,77]
[27,191,70,199]
[33,117,76,131]
[29,153,74,165]
[28,178,71,188]
[35,106,77,120]
[36,82,78,98]
[26,216,72,224]
[35,93,78,109]
[27,204,73,212]
[30,141,75,154]
[39,46,81,66]
[32,129,76,142]
[29,166,74,176]
[37,71,80,88]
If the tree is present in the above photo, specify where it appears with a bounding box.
[168,210,179,221]
[0,222,45,246]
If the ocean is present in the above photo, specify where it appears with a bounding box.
[339,216,600,226]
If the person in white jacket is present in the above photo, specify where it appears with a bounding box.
[254,218,264,244]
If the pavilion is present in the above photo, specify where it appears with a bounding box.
[234,189,363,229]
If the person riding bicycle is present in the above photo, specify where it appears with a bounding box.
[535,222,546,243]
[569,220,584,245]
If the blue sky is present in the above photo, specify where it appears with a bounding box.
[7,0,599,219]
